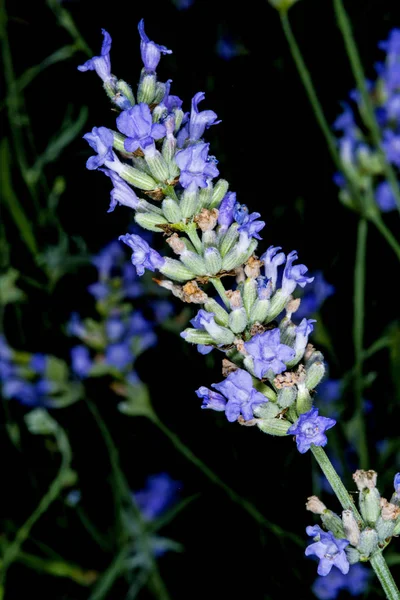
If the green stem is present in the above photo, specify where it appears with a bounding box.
[279,11,341,171]
[280,6,400,263]
[370,552,400,600]
[11,551,98,586]
[151,414,302,546]
[311,446,400,600]
[353,218,369,468]
[86,400,171,600]
[333,0,400,217]
[311,446,362,517]
[0,426,72,597]
[210,278,230,309]
[371,215,400,262]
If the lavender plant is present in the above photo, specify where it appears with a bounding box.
[79,18,400,599]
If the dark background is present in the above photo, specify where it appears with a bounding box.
[2,0,400,598]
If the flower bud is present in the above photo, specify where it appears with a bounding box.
[180,186,200,219]
[204,247,223,275]
[116,80,135,106]
[296,382,313,414]
[249,299,270,324]
[306,496,326,515]
[137,72,156,103]
[180,250,208,276]
[194,208,219,232]
[253,402,280,419]
[257,418,291,436]
[162,198,182,223]
[242,278,258,316]
[199,183,212,209]
[210,179,229,209]
[180,329,215,346]
[346,547,361,564]
[265,290,288,323]
[121,165,158,190]
[305,361,326,390]
[277,386,297,408]
[219,223,239,257]
[279,320,297,348]
[201,320,235,346]
[204,298,229,327]
[134,212,168,232]
[144,147,170,182]
[359,487,381,526]
[268,0,299,12]
[375,515,396,543]
[153,81,166,104]
[228,307,248,334]
[159,257,196,282]
[321,511,346,540]
[342,509,361,546]
[353,470,378,491]
[357,528,379,559]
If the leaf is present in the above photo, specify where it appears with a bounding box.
[117,382,154,418]
[0,268,25,305]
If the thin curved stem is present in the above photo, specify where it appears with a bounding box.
[352,218,369,468]
[0,426,72,598]
[151,413,302,547]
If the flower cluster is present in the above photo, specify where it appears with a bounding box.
[334,28,400,213]
[68,239,173,389]
[305,471,400,574]
[79,20,337,456]
[0,335,80,409]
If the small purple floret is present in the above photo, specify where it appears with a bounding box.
[211,368,267,423]
[119,233,165,276]
[244,328,295,379]
[287,408,336,453]
[305,524,350,577]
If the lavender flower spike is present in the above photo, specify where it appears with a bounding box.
[100,168,140,213]
[175,143,219,189]
[244,328,295,379]
[305,524,350,576]
[138,19,172,74]
[282,250,314,297]
[116,103,166,153]
[77,29,113,85]
[119,233,165,276]
[212,368,267,422]
[287,408,336,453]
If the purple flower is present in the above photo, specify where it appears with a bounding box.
[119,233,165,276]
[133,473,181,521]
[305,525,349,577]
[394,473,400,494]
[92,241,125,279]
[312,563,370,600]
[216,36,247,60]
[261,246,286,291]
[105,317,125,342]
[287,408,336,453]
[99,169,140,213]
[71,346,92,378]
[318,379,342,403]
[196,386,227,412]
[83,127,116,171]
[217,192,236,231]
[294,318,316,355]
[105,342,134,370]
[77,29,113,84]
[178,92,220,144]
[282,251,314,296]
[158,79,183,113]
[175,143,219,189]
[237,211,265,241]
[138,19,172,74]
[211,368,267,422]
[376,181,397,212]
[30,354,47,375]
[244,328,295,379]
[116,103,166,153]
